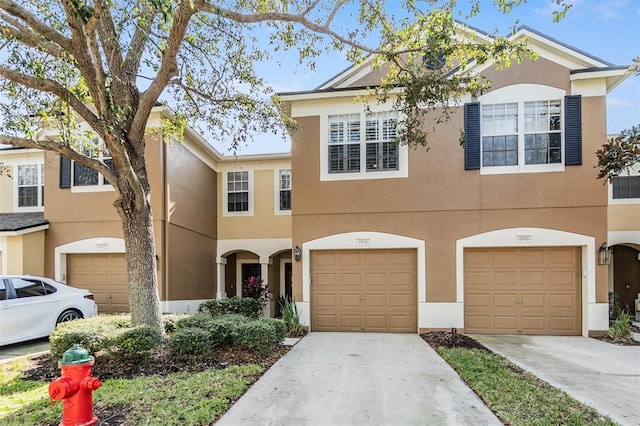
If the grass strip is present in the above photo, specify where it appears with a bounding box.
[438,347,616,426]
[1,361,262,426]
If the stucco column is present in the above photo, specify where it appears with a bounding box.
[216,257,227,300]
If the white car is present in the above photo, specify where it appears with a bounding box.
[0,275,98,346]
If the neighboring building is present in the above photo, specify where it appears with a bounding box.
[279,25,634,336]
[0,147,48,276]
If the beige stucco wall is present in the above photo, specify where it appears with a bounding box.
[3,231,45,275]
[0,149,45,213]
[287,58,610,306]
[216,158,292,240]
[607,204,640,231]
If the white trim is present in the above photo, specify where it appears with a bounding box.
[301,231,426,331]
[235,258,261,297]
[54,237,125,283]
[607,231,640,247]
[279,258,292,297]
[160,299,208,314]
[13,163,45,212]
[70,185,115,193]
[222,169,254,217]
[217,238,292,260]
[0,236,6,273]
[0,224,49,237]
[420,303,464,330]
[456,227,598,337]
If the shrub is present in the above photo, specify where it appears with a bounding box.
[106,327,162,362]
[169,327,211,359]
[175,313,217,330]
[50,315,131,359]
[162,313,188,333]
[232,318,285,355]
[606,310,633,339]
[279,297,304,336]
[198,297,264,319]
[207,314,251,347]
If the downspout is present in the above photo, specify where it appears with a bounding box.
[162,133,170,308]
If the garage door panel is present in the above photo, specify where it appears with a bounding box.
[494,293,519,308]
[522,271,545,286]
[493,315,518,330]
[521,293,545,308]
[521,316,545,331]
[389,294,413,308]
[311,249,416,332]
[314,272,337,287]
[549,271,576,288]
[464,247,580,335]
[364,272,386,286]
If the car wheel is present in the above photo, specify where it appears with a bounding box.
[56,309,83,324]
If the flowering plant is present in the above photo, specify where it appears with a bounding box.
[243,276,268,301]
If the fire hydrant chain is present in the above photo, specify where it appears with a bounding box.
[48,344,102,426]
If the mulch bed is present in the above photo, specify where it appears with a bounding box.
[21,345,291,382]
[420,328,489,351]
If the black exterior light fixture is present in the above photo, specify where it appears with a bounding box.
[293,246,301,262]
[598,243,612,265]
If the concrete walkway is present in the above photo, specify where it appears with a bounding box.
[216,332,500,426]
[473,335,640,426]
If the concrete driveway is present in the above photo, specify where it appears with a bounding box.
[473,335,640,426]
[216,332,500,426]
[0,337,49,362]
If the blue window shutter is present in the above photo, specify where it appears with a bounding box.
[565,95,582,166]
[59,155,71,188]
[464,102,481,170]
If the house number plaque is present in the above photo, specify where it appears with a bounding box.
[515,235,533,244]
[356,238,371,247]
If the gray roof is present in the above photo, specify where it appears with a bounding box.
[0,212,49,232]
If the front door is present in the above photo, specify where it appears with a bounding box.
[241,263,261,297]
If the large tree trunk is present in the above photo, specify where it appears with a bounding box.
[115,177,165,336]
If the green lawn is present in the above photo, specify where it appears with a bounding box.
[0,358,262,426]
[438,347,617,426]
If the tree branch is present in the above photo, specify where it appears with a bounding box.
[0,0,73,52]
[0,12,66,59]
[0,134,118,187]
[0,65,99,127]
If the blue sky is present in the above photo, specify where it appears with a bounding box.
[226,0,639,155]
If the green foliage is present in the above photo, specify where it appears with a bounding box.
[175,313,218,330]
[198,297,263,319]
[207,314,251,347]
[439,347,616,425]
[169,327,211,359]
[49,315,131,359]
[596,125,640,181]
[279,297,304,336]
[232,319,285,355]
[162,313,188,333]
[606,310,633,339]
[105,327,162,362]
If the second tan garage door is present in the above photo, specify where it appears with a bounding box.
[68,253,129,313]
[311,249,417,332]
[464,247,581,335]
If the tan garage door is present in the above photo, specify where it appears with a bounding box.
[464,247,581,335]
[68,253,129,313]
[311,249,417,332]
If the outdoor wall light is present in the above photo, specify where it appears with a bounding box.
[598,243,612,265]
[293,246,301,262]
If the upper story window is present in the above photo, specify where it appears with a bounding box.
[464,84,580,175]
[278,169,291,211]
[612,175,640,200]
[328,111,399,174]
[73,140,113,188]
[482,99,562,168]
[17,164,44,210]
[227,171,249,212]
[323,110,406,181]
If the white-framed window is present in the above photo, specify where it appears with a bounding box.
[16,164,44,210]
[323,110,405,181]
[478,84,566,175]
[71,138,114,192]
[278,169,291,212]
[609,165,640,204]
[227,171,250,213]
